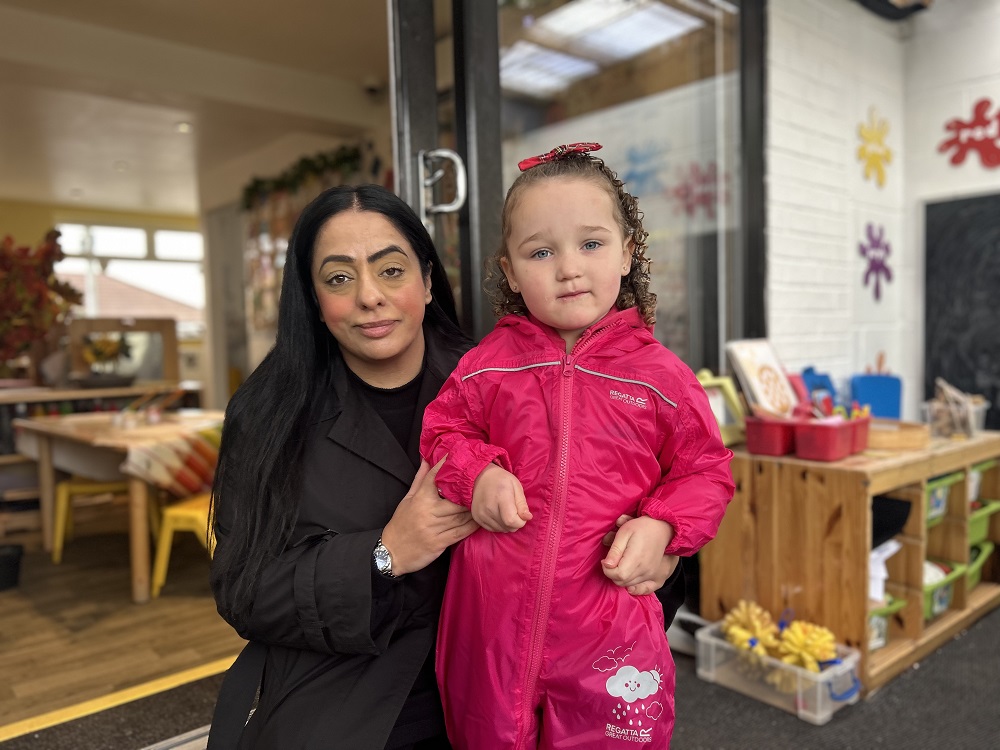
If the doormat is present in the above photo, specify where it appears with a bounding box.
[0,658,231,747]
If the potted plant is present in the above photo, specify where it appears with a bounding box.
[0,230,83,384]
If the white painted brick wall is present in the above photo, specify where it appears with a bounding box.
[902,0,1000,417]
[767,0,908,407]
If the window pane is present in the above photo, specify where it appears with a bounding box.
[497,0,741,373]
[90,226,147,258]
[154,230,204,261]
[54,257,92,275]
[55,223,87,255]
[104,259,205,311]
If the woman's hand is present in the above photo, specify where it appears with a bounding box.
[471,463,532,532]
[381,458,479,576]
[601,514,679,595]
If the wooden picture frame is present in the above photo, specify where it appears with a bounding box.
[725,339,798,418]
[68,318,180,383]
[696,368,746,447]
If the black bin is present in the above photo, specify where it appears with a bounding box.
[0,544,24,591]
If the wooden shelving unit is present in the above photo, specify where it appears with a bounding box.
[701,431,1000,694]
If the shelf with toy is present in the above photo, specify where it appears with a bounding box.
[702,429,1000,695]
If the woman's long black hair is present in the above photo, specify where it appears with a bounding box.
[211,184,464,627]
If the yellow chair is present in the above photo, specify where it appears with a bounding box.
[52,479,131,564]
[151,492,214,598]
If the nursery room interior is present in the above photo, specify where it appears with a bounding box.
[0,0,998,747]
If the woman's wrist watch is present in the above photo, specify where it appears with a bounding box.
[373,537,395,578]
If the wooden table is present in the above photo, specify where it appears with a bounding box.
[14,410,224,603]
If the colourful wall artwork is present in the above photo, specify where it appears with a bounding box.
[859,223,892,302]
[669,161,730,219]
[938,98,1000,168]
[857,107,893,188]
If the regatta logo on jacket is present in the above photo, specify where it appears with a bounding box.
[610,389,648,409]
[605,724,653,743]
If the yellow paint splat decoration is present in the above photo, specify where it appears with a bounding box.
[858,107,893,187]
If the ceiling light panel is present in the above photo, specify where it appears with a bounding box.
[533,0,705,64]
[500,40,600,99]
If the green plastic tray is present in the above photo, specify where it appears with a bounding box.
[923,562,967,621]
[969,500,1000,546]
[925,472,964,527]
[967,541,995,591]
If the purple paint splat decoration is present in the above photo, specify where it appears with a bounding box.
[859,223,892,301]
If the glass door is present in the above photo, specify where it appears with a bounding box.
[389,0,745,364]
[497,0,742,372]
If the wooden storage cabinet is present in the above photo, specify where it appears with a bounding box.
[701,432,1000,694]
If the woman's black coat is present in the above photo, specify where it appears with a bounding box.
[210,326,471,749]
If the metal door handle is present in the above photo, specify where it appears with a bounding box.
[417,148,467,237]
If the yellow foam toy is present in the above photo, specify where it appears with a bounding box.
[766,620,838,693]
[721,600,780,654]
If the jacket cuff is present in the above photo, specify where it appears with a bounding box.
[435,444,511,507]
[638,498,688,556]
[313,528,403,655]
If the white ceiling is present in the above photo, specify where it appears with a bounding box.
[0,0,394,83]
[0,0,445,215]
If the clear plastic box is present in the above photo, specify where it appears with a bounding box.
[695,623,861,726]
[921,399,990,437]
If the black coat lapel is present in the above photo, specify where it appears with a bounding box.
[323,325,471,487]
[325,360,417,488]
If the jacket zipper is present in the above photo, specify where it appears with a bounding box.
[518,324,615,734]
[520,355,574,734]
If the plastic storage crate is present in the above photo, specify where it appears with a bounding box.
[969,500,1000,546]
[967,541,995,590]
[925,473,964,527]
[868,596,906,652]
[744,417,797,456]
[794,420,854,462]
[695,623,860,726]
[923,561,966,620]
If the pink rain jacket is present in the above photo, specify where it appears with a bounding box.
[421,308,734,749]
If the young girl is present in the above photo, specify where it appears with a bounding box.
[419,143,734,749]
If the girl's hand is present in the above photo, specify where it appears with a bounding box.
[601,515,677,594]
[381,458,479,576]
[471,463,532,532]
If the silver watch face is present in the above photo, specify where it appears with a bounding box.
[374,545,393,575]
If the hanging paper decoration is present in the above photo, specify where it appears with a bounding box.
[857,107,893,188]
[938,98,1000,168]
[859,223,892,302]
[240,144,380,210]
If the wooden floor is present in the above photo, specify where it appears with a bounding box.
[0,503,245,729]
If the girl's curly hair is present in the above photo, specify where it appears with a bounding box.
[485,152,656,325]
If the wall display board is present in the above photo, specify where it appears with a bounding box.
[925,193,1000,430]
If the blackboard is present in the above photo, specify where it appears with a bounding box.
[925,193,1000,430]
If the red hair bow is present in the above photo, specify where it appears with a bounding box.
[517,142,603,172]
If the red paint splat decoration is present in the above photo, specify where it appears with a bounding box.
[938,98,1000,169]
[517,142,602,172]
[669,162,729,219]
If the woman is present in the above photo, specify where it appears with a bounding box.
[208,185,681,749]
